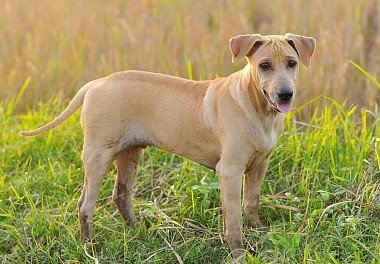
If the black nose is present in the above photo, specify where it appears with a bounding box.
[277,87,293,101]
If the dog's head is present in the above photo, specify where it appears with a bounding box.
[229,33,316,113]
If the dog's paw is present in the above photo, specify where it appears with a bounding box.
[247,217,263,229]
[127,217,138,227]
[231,248,246,260]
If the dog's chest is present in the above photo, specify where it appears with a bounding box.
[255,129,279,156]
[245,122,282,170]
[251,116,281,149]
[262,129,279,152]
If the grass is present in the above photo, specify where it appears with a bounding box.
[1,92,379,263]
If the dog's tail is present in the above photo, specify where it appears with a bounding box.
[20,82,92,136]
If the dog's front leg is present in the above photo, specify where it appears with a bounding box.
[243,158,269,228]
[216,158,245,258]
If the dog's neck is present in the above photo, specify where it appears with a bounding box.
[230,64,278,113]
[228,64,283,133]
[246,66,275,115]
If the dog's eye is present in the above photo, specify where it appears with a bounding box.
[288,60,297,68]
[259,62,270,71]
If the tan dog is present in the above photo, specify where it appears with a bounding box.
[21,33,315,258]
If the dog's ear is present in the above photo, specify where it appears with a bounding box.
[285,33,316,68]
[229,34,263,63]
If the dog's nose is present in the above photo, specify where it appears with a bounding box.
[277,87,293,101]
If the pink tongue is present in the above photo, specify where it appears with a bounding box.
[276,103,292,113]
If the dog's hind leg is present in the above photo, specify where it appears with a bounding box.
[113,147,144,226]
[78,143,116,242]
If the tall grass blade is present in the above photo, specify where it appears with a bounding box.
[5,77,31,116]
[349,60,380,89]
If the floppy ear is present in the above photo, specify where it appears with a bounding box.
[285,33,316,67]
[229,34,263,63]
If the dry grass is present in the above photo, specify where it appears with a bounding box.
[1,0,379,114]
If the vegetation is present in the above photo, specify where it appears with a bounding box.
[1,0,380,263]
[1,89,379,263]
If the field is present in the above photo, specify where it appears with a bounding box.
[1,0,380,263]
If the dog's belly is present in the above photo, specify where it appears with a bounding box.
[118,123,221,170]
[119,129,220,170]
[158,142,220,170]
[141,128,221,170]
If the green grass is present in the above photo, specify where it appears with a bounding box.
[1,95,380,263]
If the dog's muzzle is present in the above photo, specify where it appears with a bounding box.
[263,88,293,113]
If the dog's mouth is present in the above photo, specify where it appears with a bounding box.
[263,90,292,113]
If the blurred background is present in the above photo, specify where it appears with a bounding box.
[1,0,379,116]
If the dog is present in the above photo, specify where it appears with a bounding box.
[21,33,316,258]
